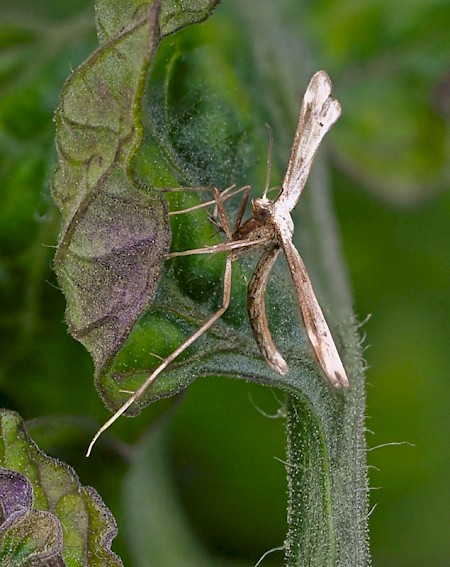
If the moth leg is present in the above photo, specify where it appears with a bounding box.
[233,185,252,232]
[87,255,234,456]
[164,185,248,216]
[211,184,250,221]
[212,186,233,238]
[248,247,288,375]
[166,237,271,259]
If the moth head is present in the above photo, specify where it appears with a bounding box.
[252,197,272,221]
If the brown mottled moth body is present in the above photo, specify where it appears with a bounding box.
[88,70,348,456]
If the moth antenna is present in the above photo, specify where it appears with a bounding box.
[263,122,273,199]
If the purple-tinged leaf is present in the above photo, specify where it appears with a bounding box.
[53,1,171,374]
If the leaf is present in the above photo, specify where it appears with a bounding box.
[0,1,98,413]
[53,1,171,371]
[53,0,222,374]
[0,469,64,566]
[0,409,122,566]
[92,4,352,415]
[95,0,221,39]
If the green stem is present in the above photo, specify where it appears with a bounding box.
[285,382,370,566]
[285,148,371,567]
[284,160,370,565]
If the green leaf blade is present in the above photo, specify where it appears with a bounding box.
[0,410,123,566]
[53,2,171,374]
[55,167,169,371]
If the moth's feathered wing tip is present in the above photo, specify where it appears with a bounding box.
[330,368,350,389]
[329,97,342,124]
[323,351,350,388]
[336,372,350,388]
[313,69,332,85]
[305,70,342,123]
[308,70,333,96]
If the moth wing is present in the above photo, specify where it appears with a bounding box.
[278,231,349,387]
[276,70,341,212]
[247,247,289,375]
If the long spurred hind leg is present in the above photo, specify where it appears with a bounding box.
[162,185,249,216]
[87,254,234,456]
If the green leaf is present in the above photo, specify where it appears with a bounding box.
[53,0,222,375]
[53,1,171,372]
[0,409,122,566]
[95,0,221,39]
[0,1,97,411]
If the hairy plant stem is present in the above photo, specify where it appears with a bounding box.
[284,383,369,566]
[283,160,370,566]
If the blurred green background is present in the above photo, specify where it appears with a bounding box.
[1,0,449,566]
